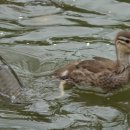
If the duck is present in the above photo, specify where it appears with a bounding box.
[53,31,130,94]
[0,56,24,102]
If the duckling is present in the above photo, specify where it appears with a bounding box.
[53,31,130,94]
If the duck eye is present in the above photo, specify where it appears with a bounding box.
[125,40,130,43]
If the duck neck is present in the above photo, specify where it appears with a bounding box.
[115,43,129,66]
[118,52,129,65]
[116,45,129,66]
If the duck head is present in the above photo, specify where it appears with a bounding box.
[115,31,130,66]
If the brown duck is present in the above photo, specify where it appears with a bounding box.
[53,31,130,94]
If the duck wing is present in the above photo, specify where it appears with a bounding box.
[76,57,116,73]
[53,61,80,78]
[53,57,116,79]
[93,56,116,67]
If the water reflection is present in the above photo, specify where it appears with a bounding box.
[0,0,130,129]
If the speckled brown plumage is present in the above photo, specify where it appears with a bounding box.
[53,31,130,93]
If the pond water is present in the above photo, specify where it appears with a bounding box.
[1,0,130,129]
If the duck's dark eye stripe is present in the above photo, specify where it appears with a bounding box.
[118,38,130,44]
[125,40,130,43]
